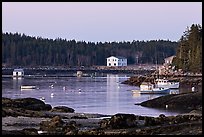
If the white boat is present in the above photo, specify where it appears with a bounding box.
[155,78,179,89]
[132,82,170,94]
[20,85,36,89]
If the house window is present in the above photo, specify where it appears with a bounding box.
[109,63,111,66]
[114,63,116,66]
[108,59,110,61]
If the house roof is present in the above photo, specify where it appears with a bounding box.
[106,56,127,59]
[140,82,152,85]
[164,55,176,61]
[13,69,24,72]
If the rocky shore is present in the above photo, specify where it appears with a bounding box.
[121,75,202,88]
[2,94,202,135]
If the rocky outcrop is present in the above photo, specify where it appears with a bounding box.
[39,116,79,135]
[2,97,75,118]
[2,128,39,135]
[97,113,202,135]
[51,106,75,113]
[2,97,52,111]
[99,113,138,129]
[137,91,202,111]
[121,75,155,86]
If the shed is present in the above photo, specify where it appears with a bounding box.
[13,69,24,77]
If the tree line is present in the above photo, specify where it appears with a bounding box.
[2,32,178,67]
[172,24,202,73]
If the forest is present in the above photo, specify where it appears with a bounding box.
[2,33,178,67]
[172,24,202,73]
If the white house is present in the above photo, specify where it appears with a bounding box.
[13,69,24,77]
[158,55,176,75]
[106,56,127,67]
[164,55,176,65]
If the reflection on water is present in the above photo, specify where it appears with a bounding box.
[2,74,191,117]
[132,92,141,98]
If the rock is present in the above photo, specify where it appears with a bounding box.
[121,75,155,86]
[14,98,45,108]
[2,97,13,107]
[2,107,45,117]
[2,97,51,111]
[71,116,88,119]
[139,91,202,111]
[63,121,78,135]
[99,118,110,129]
[39,115,80,135]
[51,106,75,113]
[40,115,64,132]
[100,113,138,129]
[78,129,104,135]
[2,130,25,135]
[25,103,52,111]
[22,128,39,135]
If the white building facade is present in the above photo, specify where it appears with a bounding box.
[13,69,24,77]
[106,56,127,67]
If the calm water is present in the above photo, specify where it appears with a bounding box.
[2,74,188,117]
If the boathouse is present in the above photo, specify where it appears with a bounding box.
[106,56,127,67]
[13,69,24,77]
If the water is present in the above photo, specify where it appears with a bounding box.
[2,74,187,117]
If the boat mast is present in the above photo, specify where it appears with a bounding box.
[155,46,159,80]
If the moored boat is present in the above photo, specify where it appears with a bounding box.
[20,85,36,89]
[132,82,170,94]
[155,78,179,89]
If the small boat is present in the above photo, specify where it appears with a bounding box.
[20,85,36,89]
[132,82,170,94]
[155,78,179,89]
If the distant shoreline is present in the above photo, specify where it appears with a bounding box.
[2,67,155,76]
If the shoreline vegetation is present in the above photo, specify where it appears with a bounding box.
[2,88,202,135]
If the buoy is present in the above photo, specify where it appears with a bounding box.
[165,105,168,109]
[40,97,45,101]
[78,89,81,93]
[51,93,54,97]
[50,84,54,88]
[192,86,195,92]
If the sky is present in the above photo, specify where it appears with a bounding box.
[2,2,202,42]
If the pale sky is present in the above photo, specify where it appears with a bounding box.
[2,2,202,42]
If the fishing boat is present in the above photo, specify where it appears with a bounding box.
[132,82,170,94]
[20,85,36,89]
[155,78,179,89]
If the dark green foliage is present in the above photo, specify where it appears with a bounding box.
[172,24,202,73]
[2,32,178,67]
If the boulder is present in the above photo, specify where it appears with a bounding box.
[40,116,80,135]
[25,103,52,111]
[99,113,138,129]
[2,97,51,111]
[40,115,64,131]
[51,106,75,113]
[22,128,39,135]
